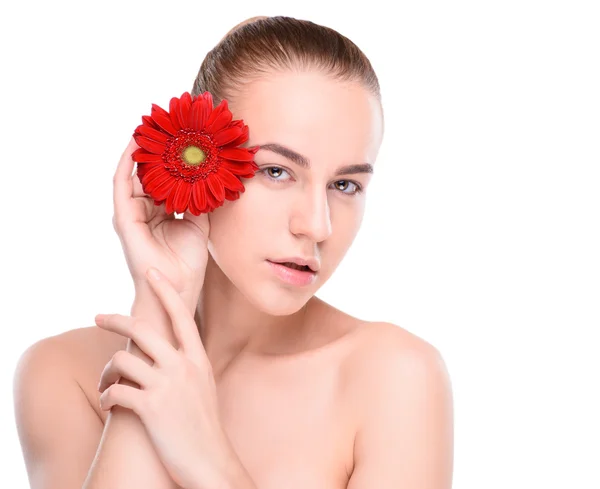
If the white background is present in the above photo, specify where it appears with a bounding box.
[1,0,598,487]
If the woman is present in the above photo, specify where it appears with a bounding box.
[14,15,453,489]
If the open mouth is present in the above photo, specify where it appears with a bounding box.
[268,260,313,272]
[266,260,317,286]
[280,262,311,272]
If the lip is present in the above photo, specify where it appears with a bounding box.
[268,256,321,273]
[266,260,317,287]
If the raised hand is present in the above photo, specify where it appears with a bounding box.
[112,137,210,313]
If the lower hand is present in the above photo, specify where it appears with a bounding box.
[94,266,236,489]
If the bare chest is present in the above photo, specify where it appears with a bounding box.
[214,355,355,488]
[81,331,357,489]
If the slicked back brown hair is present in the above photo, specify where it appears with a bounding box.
[191,15,381,108]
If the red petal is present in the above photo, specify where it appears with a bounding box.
[142,165,171,190]
[225,123,250,147]
[135,135,167,155]
[213,126,244,147]
[148,174,176,202]
[169,96,182,131]
[219,147,256,162]
[192,180,208,213]
[220,159,258,176]
[187,190,201,216]
[132,148,164,164]
[206,100,233,133]
[179,92,192,130]
[136,124,170,144]
[151,104,178,136]
[141,115,160,130]
[165,179,182,214]
[205,192,219,211]
[224,188,242,201]
[218,167,245,192]
[206,99,228,126]
[206,173,225,202]
[172,179,192,214]
[190,95,211,132]
[137,162,162,182]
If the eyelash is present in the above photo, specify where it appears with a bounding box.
[258,166,363,196]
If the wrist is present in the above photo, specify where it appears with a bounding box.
[131,282,176,343]
[134,278,200,316]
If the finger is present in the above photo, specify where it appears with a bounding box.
[98,349,156,393]
[99,383,143,413]
[145,268,206,361]
[95,314,179,368]
[113,137,139,227]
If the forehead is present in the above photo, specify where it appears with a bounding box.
[230,71,383,165]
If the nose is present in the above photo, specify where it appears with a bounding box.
[289,188,332,243]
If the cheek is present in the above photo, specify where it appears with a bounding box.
[320,205,365,270]
[207,188,281,265]
[332,201,365,241]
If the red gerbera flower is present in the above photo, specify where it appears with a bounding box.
[131,91,260,216]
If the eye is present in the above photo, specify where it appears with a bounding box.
[259,166,363,197]
[265,166,288,180]
[333,180,363,196]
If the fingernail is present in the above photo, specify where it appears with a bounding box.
[95,314,105,325]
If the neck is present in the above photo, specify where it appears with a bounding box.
[194,254,318,373]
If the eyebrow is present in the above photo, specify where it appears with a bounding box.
[257,143,374,176]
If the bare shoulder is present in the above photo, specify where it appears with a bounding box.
[16,325,126,378]
[341,319,452,411]
[15,326,128,422]
[346,320,445,371]
[13,326,128,487]
[340,320,454,488]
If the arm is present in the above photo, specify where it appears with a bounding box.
[82,281,181,489]
[347,336,454,489]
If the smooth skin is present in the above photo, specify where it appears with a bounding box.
[13,70,454,488]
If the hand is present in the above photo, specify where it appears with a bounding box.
[113,137,210,313]
[94,266,235,489]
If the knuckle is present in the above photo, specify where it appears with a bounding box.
[113,349,129,366]
[103,385,113,402]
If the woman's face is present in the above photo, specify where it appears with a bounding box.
[207,70,384,315]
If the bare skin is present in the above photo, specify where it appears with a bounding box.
[14,71,453,488]
[47,298,438,488]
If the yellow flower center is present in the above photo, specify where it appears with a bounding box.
[181,145,206,166]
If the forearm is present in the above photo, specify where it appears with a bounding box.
[82,283,178,489]
[211,461,259,489]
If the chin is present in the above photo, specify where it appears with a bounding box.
[238,278,315,316]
